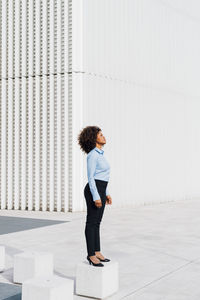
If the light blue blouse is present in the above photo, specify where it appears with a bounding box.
[87,147,110,201]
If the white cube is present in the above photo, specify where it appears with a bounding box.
[22,275,74,300]
[76,260,119,299]
[0,246,5,272]
[13,251,54,284]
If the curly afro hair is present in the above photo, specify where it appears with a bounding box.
[77,125,102,154]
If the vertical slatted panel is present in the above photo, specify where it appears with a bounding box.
[68,0,72,212]
[21,0,27,210]
[0,0,1,209]
[41,0,47,211]
[56,0,62,211]
[63,0,69,212]
[49,0,55,212]
[0,0,2,207]
[57,1,62,212]
[54,0,58,211]
[28,0,33,210]
[14,0,20,209]
[0,0,70,212]
[35,0,41,211]
[7,0,14,209]
[1,0,7,209]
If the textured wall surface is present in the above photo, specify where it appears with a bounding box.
[1,0,200,212]
[0,0,70,212]
[81,0,200,208]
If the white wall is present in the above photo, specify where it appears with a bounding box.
[0,0,70,212]
[1,0,200,212]
[79,0,200,209]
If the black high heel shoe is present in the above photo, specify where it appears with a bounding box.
[86,256,104,267]
[96,256,110,262]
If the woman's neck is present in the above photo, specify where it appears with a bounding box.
[96,145,102,150]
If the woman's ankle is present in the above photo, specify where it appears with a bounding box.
[89,255,100,261]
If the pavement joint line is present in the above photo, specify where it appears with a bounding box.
[133,244,198,263]
[121,259,199,299]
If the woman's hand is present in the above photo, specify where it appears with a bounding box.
[106,195,112,205]
[95,199,102,208]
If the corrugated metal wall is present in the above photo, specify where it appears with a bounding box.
[0,0,71,212]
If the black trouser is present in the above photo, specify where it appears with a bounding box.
[84,179,108,256]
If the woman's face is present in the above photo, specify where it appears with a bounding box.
[96,131,106,145]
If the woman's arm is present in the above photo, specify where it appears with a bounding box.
[87,152,101,201]
[106,186,110,197]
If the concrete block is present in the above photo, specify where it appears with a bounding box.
[13,251,54,284]
[76,260,119,299]
[0,246,5,272]
[22,275,74,300]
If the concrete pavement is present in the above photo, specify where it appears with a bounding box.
[0,198,200,299]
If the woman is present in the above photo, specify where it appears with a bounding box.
[77,126,112,267]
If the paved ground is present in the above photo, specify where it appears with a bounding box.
[0,216,67,235]
[0,282,21,300]
[0,198,200,299]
